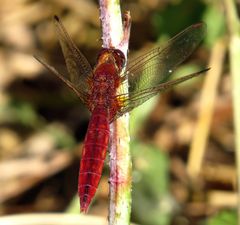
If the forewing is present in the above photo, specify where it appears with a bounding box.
[124,23,206,94]
[53,16,93,94]
[112,68,209,122]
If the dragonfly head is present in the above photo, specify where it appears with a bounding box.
[97,48,125,71]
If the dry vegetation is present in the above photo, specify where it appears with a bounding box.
[0,0,237,225]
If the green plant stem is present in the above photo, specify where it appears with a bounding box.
[98,1,132,224]
[223,0,240,222]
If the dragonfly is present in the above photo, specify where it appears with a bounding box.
[35,15,208,213]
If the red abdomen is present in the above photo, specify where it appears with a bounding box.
[78,106,109,212]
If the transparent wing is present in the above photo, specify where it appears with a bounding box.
[124,23,206,94]
[53,15,93,94]
[112,68,209,122]
[112,23,207,121]
[34,55,89,104]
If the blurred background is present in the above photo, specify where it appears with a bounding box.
[0,0,237,224]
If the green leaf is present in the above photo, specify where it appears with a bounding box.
[206,210,237,225]
[202,3,226,47]
[45,123,76,149]
[131,140,172,225]
[152,0,206,39]
[0,99,41,127]
[130,96,158,137]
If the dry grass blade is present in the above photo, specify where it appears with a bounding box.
[0,214,108,225]
[223,0,240,221]
[207,191,237,208]
[187,39,226,178]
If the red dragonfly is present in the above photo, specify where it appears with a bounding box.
[35,16,208,213]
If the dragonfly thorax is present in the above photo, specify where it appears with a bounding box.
[89,60,121,112]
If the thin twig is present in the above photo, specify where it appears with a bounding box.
[98,1,132,224]
[223,0,240,223]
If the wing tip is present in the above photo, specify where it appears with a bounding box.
[53,15,60,22]
[192,22,207,34]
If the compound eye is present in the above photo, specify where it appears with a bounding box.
[114,49,126,69]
